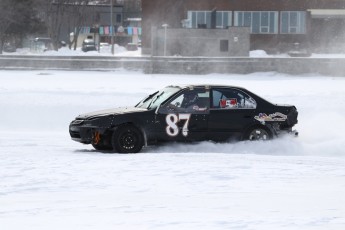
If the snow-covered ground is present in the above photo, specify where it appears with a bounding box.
[2,45,143,57]
[1,70,345,230]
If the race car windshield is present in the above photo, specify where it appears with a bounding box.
[136,87,181,109]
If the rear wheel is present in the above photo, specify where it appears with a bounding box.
[246,127,272,141]
[112,125,144,153]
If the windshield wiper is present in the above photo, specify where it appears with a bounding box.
[144,91,159,102]
[148,91,164,109]
[135,91,159,107]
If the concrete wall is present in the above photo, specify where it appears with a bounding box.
[1,56,345,76]
[151,28,250,57]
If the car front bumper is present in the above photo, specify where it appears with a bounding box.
[69,121,93,144]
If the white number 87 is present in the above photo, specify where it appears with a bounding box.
[166,114,191,137]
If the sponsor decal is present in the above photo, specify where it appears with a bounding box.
[220,98,237,108]
[254,112,287,124]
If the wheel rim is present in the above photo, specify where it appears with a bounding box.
[119,130,138,150]
[248,128,269,141]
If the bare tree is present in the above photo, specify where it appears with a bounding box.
[0,0,41,54]
[37,0,92,50]
[38,0,69,50]
[0,0,14,53]
[66,0,91,50]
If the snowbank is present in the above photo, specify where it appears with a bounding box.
[3,44,142,57]
[3,47,345,58]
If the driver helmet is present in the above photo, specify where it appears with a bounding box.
[184,91,198,105]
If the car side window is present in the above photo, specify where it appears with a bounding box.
[161,89,210,114]
[211,88,257,109]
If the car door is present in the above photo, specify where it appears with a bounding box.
[154,87,210,141]
[207,87,258,141]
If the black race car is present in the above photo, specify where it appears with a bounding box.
[69,85,298,153]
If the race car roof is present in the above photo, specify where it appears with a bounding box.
[167,84,246,91]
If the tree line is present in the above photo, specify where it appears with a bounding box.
[0,0,96,54]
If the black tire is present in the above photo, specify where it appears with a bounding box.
[112,125,144,153]
[245,126,272,141]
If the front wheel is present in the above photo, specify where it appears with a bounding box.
[245,127,272,141]
[112,125,144,153]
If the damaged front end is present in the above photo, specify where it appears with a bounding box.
[69,115,114,145]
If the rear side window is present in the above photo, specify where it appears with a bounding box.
[211,88,257,109]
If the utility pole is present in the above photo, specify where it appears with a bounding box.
[111,0,115,55]
[162,24,168,56]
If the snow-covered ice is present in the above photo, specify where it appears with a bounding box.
[1,70,345,230]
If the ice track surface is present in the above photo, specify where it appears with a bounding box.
[1,70,345,230]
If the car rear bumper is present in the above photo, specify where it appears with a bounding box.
[289,129,299,137]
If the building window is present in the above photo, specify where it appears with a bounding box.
[187,11,232,29]
[234,11,278,34]
[188,11,211,28]
[216,11,232,28]
[116,14,122,23]
[280,11,306,34]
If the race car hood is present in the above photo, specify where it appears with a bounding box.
[76,107,147,120]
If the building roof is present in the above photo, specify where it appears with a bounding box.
[308,9,345,18]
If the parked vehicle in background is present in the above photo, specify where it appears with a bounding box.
[33,37,54,52]
[126,43,138,51]
[3,42,16,52]
[82,39,97,52]
[69,85,299,153]
[288,42,311,57]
